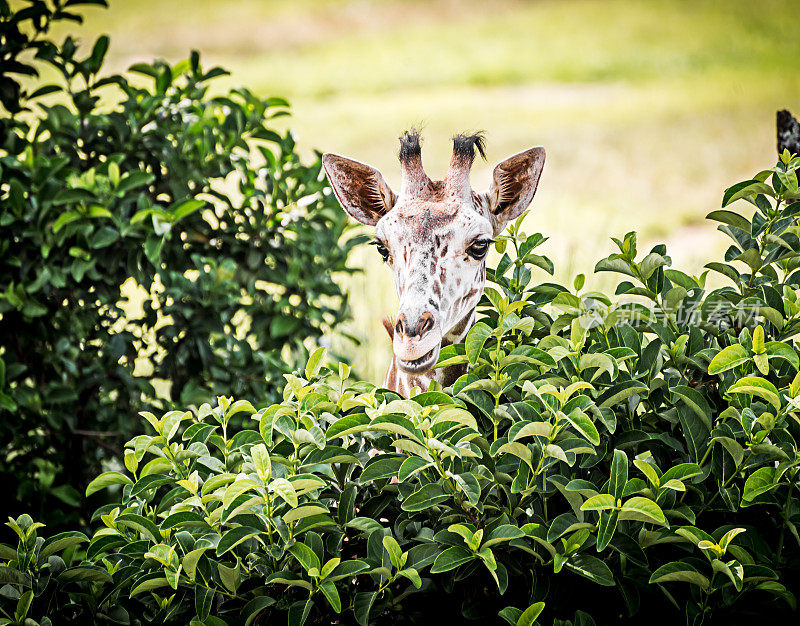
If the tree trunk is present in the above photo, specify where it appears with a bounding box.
[777,109,800,156]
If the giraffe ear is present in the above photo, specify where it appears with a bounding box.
[483,147,545,233]
[322,153,397,226]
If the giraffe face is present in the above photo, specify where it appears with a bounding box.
[374,199,492,373]
[323,131,545,379]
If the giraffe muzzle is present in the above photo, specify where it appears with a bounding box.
[396,344,440,374]
[393,312,441,374]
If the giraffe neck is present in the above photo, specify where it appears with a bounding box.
[383,307,475,396]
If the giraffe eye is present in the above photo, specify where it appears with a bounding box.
[467,238,492,260]
[371,239,390,262]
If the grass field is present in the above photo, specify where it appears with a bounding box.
[69,0,800,382]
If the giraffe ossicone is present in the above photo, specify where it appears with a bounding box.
[323,130,545,397]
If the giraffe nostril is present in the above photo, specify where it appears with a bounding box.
[395,312,435,339]
[418,312,434,337]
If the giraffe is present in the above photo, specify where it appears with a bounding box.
[322,130,545,396]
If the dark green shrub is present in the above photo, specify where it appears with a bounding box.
[0,1,360,524]
[4,151,799,625]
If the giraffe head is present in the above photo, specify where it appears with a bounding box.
[323,131,545,376]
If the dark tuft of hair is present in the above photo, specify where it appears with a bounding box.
[452,132,486,162]
[398,129,422,162]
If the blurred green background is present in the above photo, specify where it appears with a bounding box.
[71,0,800,382]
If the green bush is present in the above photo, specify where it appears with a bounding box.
[0,1,360,525]
[3,151,799,625]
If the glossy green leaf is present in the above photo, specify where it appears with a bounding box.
[241,596,277,626]
[318,580,341,613]
[353,591,377,626]
[517,601,545,626]
[360,456,404,483]
[430,546,474,573]
[599,381,648,408]
[721,180,773,207]
[660,463,703,483]
[271,477,298,508]
[708,344,749,374]
[217,526,262,556]
[85,471,132,496]
[764,341,799,370]
[288,542,321,573]
[401,483,449,512]
[742,467,777,502]
[382,536,403,570]
[581,494,616,511]
[40,531,88,560]
[182,547,209,582]
[618,497,666,525]
[596,509,619,551]
[497,442,534,470]
[304,346,326,379]
[728,376,782,410]
[283,505,328,524]
[705,209,752,232]
[564,410,600,446]
[565,554,615,586]
[466,322,493,365]
[649,561,710,590]
[633,459,660,487]
[483,524,525,548]
[326,414,371,440]
[609,449,628,499]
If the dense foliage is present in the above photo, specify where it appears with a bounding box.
[0,0,359,524]
[2,151,799,625]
